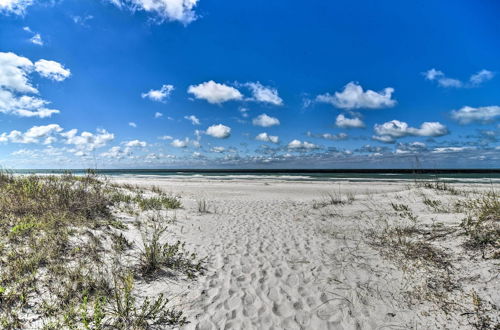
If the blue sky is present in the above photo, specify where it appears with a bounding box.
[1,0,499,169]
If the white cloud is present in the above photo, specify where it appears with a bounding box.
[316,82,396,110]
[61,128,114,153]
[30,33,43,46]
[0,124,63,144]
[245,82,283,106]
[72,15,94,26]
[0,90,60,118]
[470,70,494,85]
[424,68,442,81]
[109,0,199,24]
[206,124,231,139]
[124,139,147,147]
[171,138,189,147]
[432,147,473,153]
[371,135,395,143]
[256,132,279,144]
[100,146,128,159]
[0,0,33,15]
[423,68,462,87]
[0,54,63,117]
[210,146,225,153]
[307,132,348,141]
[335,114,365,128]
[239,107,249,118]
[184,114,200,125]
[23,27,44,45]
[424,68,494,88]
[252,113,280,127]
[373,120,448,142]
[141,84,174,102]
[154,112,163,118]
[128,122,137,128]
[159,135,173,140]
[450,105,500,124]
[0,52,36,93]
[34,60,71,81]
[188,80,243,104]
[287,139,318,150]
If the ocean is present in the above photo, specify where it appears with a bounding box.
[9,169,500,184]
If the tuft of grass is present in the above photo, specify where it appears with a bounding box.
[313,191,350,209]
[197,199,209,213]
[390,203,418,222]
[139,215,205,278]
[135,194,182,211]
[106,273,187,329]
[460,191,500,259]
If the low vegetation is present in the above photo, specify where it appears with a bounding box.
[460,190,499,259]
[0,170,200,329]
[318,179,499,328]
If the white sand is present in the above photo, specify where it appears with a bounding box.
[112,176,499,329]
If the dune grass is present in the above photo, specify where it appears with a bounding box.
[0,170,197,329]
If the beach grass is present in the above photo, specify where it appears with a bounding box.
[0,170,198,329]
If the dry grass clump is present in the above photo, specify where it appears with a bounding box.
[416,179,460,195]
[139,217,205,279]
[371,225,451,269]
[0,171,196,329]
[313,190,355,209]
[460,191,500,259]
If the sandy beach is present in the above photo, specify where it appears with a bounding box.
[107,176,499,329]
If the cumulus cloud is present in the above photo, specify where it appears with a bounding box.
[373,120,448,142]
[100,146,128,159]
[424,68,494,88]
[0,52,70,118]
[0,52,37,93]
[450,106,500,124]
[252,113,280,127]
[394,141,427,154]
[124,139,147,147]
[256,132,279,144]
[244,82,283,106]
[0,0,33,15]
[184,114,200,125]
[188,80,243,104]
[141,84,174,102]
[154,112,163,118]
[61,128,114,154]
[34,60,71,81]
[128,122,137,128]
[335,114,365,128]
[210,146,225,153]
[307,132,348,141]
[0,124,63,144]
[316,82,396,110]
[206,124,231,139]
[109,0,199,24]
[287,139,318,150]
[0,91,60,118]
[170,138,189,147]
